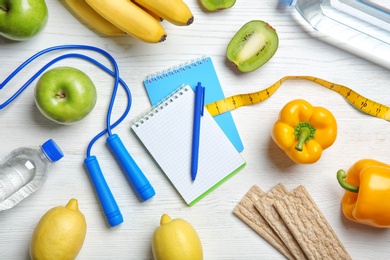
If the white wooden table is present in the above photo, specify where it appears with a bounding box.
[1,1,390,259]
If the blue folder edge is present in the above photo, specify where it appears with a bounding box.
[144,57,244,152]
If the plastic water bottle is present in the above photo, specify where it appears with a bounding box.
[279,0,390,69]
[0,139,64,211]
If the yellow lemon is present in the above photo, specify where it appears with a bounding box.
[152,214,203,260]
[29,198,87,260]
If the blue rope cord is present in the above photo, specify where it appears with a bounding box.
[0,45,131,158]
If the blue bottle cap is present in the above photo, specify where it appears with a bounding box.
[42,139,64,162]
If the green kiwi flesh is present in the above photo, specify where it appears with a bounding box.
[200,0,236,11]
[226,20,279,72]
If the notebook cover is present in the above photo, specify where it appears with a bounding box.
[144,57,244,152]
[132,86,246,206]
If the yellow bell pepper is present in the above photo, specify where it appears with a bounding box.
[271,99,337,164]
[337,159,390,228]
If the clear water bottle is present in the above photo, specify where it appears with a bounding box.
[0,139,64,211]
[279,0,390,69]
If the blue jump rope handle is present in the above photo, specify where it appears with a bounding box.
[84,155,123,227]
[106,134,155,201]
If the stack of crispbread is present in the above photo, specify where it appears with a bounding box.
[233,184,351,260]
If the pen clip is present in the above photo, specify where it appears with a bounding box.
[198,83,205,116]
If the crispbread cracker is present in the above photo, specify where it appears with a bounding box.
[255,184,308,260]
[233,185,294,260]
[274,185,351,260]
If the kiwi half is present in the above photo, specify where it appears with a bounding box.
[200,0,236,11]
[226,20,279,72]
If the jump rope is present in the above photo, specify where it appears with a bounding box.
[2,45,389,227]
[0,45,154,227]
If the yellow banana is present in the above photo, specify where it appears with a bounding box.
[86,0,167,43]
[133,1,163,22]
[65,0,125,36]
[133,0,194,26]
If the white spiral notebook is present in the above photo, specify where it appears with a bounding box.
[131,85,246,206]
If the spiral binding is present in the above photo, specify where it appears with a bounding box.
[133,85,190,128]
[145,56,209,84]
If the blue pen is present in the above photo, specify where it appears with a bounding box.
[191,82,205,181]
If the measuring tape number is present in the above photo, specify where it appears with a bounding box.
[205,75,390,121]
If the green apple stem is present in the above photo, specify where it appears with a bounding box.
[55,92,66,98]
[0,0,8,12]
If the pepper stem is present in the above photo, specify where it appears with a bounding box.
[294,122,316,151]
[337,170,359,193]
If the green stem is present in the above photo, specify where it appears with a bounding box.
[294,122,316,151]
[0,2,7,12]
[337,170,359,193]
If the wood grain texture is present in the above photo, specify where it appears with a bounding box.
[1,0,390,259]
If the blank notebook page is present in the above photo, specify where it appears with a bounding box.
[131,85,246,206]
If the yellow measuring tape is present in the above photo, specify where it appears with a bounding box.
[205,75,390,121]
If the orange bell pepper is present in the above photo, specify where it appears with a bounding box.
[337,159,390,228]
[271,99,337,164]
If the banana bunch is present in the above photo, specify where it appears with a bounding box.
[64,0,194,43]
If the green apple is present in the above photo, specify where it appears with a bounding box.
[34,67,97,124]
[0,0,48,41]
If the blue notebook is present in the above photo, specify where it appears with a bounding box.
[144,57,244,152]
